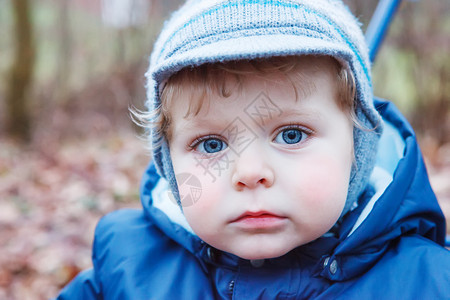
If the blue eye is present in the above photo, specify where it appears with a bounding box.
[196,138,227,154]
[274,128,307,145]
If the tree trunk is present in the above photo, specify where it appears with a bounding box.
[56,0,71,103]
[5,0,36,142]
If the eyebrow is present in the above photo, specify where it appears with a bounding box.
[278,108,322,119]
[173,115,228,133]
[175,106,322,134]
[254,107,322,127]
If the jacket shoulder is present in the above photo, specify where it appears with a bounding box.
[95,208,151,238]
[92,208,169,267]
[56,269,101,300]
[331,235,450,299]
[90,208,212,298]
[370,236,450,297]
[388,235,450,279]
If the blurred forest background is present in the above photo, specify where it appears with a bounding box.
[0,0,449,298]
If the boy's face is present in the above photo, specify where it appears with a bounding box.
[169,59,353,260]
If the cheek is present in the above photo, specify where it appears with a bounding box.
[177,167,228,231]
[182,180,226,245]
[291,156,351,210]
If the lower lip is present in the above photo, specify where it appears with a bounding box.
[232,214,287,230]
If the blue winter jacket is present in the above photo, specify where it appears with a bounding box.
[57,100,450,299]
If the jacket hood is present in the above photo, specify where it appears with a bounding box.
[139,99,446,281]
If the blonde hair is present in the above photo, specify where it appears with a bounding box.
[134,55,357,145]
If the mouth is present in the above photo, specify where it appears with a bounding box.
[230,211,287,230]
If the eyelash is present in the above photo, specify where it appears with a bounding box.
[187,124,313,152]
[188,134,227,152]
[272,124,313,143]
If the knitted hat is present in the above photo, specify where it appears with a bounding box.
[146,0,383,217]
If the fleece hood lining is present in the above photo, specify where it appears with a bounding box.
[348,119,405,235]
[152,179,195,234]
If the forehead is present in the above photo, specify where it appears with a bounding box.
[166,56,339,118]
[168,58,340,133]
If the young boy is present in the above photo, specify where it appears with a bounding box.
[58,0,450,299]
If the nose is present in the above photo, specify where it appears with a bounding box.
[231,146,274,190]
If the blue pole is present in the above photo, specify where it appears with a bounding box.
[365,0,403,63]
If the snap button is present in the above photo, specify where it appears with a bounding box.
[228,280,235,293]
[323,257,330,268]
[250,259,265,268]
[329,259,338,275]
[207,247,216,262]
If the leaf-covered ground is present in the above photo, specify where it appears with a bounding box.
[0,133,449,299]
[0,133,149,299]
